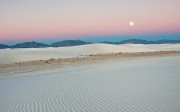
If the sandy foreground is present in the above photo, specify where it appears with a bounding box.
[1,43,180,75]
[0,51,180,76]
[1,43,180,64]
[0,44,180,112]
[0,54,180,112]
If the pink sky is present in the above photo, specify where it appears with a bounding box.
[0,0,180,42]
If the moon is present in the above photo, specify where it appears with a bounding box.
[129,21,134,27]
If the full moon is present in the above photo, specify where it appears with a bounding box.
[129,21,134,27]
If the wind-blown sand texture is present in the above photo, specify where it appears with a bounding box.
[0,50,180,76]
[0,55,180,112]
[0,43,180,64]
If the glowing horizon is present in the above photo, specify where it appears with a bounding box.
[0,0,180,43]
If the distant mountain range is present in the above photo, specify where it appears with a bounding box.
[0,44,10,49]
[51,40,90,47]
[0,39,180,49]
[119,39,180,44]
[11,41,50,48]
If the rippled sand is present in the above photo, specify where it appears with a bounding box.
[0,55,180,112]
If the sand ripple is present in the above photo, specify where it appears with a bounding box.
[0,56,180,112]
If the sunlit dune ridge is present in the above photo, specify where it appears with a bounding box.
[0,43,180,64]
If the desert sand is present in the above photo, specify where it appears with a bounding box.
[0,43,180,64]
[0,50,180,76]
[0,55,180,112]
[0,44,180,74]
[0,44,180,112]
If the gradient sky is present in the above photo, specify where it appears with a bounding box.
[0,0,180,44]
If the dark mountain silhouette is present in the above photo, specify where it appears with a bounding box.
[51,40,91,47]
[118,39,180,44]
[118,39,150,44]
[11,41,50,48]
[100,41,119,44]
[101,39,180,44]
[0,44,10,49]
[0,39,180,49]
[151,39,180,44]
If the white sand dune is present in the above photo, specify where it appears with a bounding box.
[0,55,180,112]
[0,44,180,64]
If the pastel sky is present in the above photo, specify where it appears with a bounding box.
[0,0,180,44]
